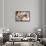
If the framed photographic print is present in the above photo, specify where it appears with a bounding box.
[15,11,30,22]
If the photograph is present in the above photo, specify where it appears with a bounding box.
[15,11,30,22]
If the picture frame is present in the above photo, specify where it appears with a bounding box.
[15,11,30,22]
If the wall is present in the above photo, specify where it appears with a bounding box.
[0,0,3,33]
[0,0,3,28]
[42,0,46,37]
[4,0,42,32]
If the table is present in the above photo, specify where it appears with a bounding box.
[6,41,40,46]
[9,37,37,45]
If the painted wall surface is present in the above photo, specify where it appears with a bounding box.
[4,0,42,32]
[42,0,46,37]
[0,0,3,28]
[0,0,3,33]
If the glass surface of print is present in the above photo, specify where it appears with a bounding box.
[16,11,30,22]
